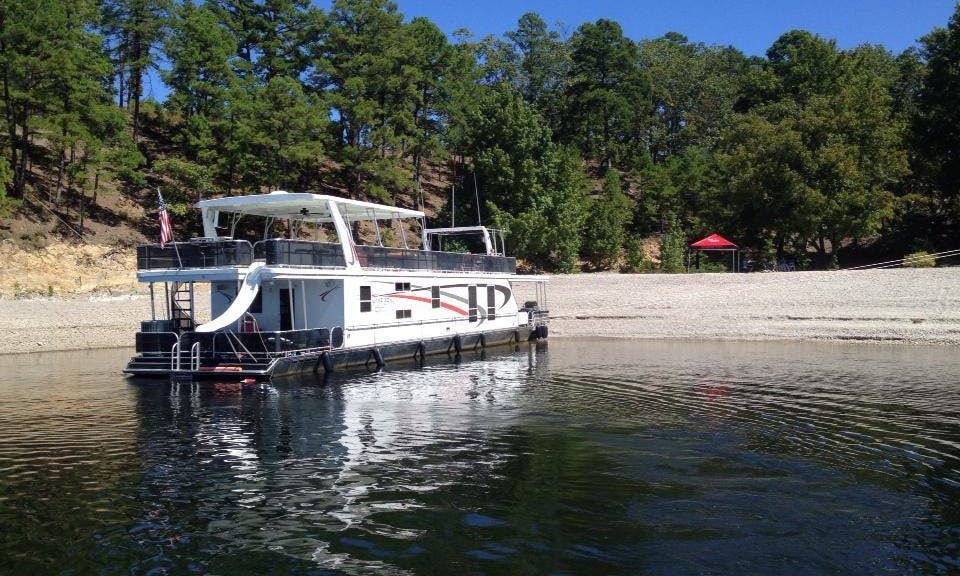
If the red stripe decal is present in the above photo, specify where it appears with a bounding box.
[389,293,468,316]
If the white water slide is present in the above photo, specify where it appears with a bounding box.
[195,262,266,333]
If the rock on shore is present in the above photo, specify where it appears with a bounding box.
[1,268,958,355]
[541,268,960,344]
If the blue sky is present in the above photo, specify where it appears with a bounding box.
[143,1,957,102]
[378,0,956,56]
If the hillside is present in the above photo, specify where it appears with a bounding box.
[0,124,473,298]
[0,135,458,251]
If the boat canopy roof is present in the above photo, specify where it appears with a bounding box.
[196,191,424,222]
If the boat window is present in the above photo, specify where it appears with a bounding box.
[250,289,262,314]
[394,282,410,292]
[487,285,496,320]
[395,309,412,319]
[280,288,293,330]
[360,286,371,312]
[431,286,440,308]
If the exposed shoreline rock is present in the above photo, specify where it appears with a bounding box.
[1,268,958,356]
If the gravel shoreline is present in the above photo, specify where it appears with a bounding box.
[1,268,958,355]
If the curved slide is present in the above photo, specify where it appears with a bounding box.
[195,262,266,333]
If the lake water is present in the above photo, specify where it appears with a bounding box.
[1,339,959,575]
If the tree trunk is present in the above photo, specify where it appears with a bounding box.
[55,148,65,204]
[130,28,143,142]
[413,150,423,210]
[15,114,28,196]
[117,31,126,109]
[1,68,19,196]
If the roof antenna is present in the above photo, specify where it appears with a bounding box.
[473,172,482,225]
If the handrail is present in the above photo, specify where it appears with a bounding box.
[229,331,258,360]
[190,342,201,371]
[170,341,180,370]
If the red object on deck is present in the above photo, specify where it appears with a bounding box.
[690,233,737,248]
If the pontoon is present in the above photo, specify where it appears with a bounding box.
[124,191,549,378]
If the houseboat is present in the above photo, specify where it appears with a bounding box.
[124,191,549,379]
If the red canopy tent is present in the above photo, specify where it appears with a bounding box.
[689,233,739,272]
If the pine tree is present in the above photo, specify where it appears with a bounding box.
[310,0,408,200]
[100,0,171,141]
[162,1,236,163]
[659,217,686,273]
[0,0,122,202]
[583,169,632,269]
[563,19,648,167]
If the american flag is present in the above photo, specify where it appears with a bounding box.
[157,189,173,248]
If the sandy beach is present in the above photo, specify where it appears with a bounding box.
[542,268,960,344]
[1,268,958,355]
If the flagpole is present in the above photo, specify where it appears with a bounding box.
[172,233,183,270]
[159,187,183,270]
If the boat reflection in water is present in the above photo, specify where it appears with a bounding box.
[5,339,960,574]
[130,344,548,573]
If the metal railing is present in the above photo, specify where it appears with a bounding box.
[528,309,550,327]
[137,238,516,273]
[137,239,254,270]
[255,239,346,267]
[355,245,516,274]
[199,327,343,359]
[137,326,345,372]
[136,331,179,356]
[189,342,201,371]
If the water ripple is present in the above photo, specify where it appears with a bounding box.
[1,342,960,574]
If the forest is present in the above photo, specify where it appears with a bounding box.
[1,0,959,272]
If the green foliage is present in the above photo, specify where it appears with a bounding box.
[620,236,651,273]
[0,0,118,200]
[468,87,552,216]
[639,34,746,160]
[0,157,19,217]
[491,145,588,273]
[563,19,648,167]
[163,2,237,161]
[913,5,960,242]
[0,0,956,270]
[312,0,417,198]
[710,33,907,263]
[438,238,469,254]
[154,157,215,214]
[100,0,171,139]
[583,170,633,269]
[903,251,935,268]
[0,157,12,190]
[658,219,686,273]
[760,238,777,264]
[635,147,715,235]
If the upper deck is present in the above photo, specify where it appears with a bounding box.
[137,239,516,274]
[137,192,517,277]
